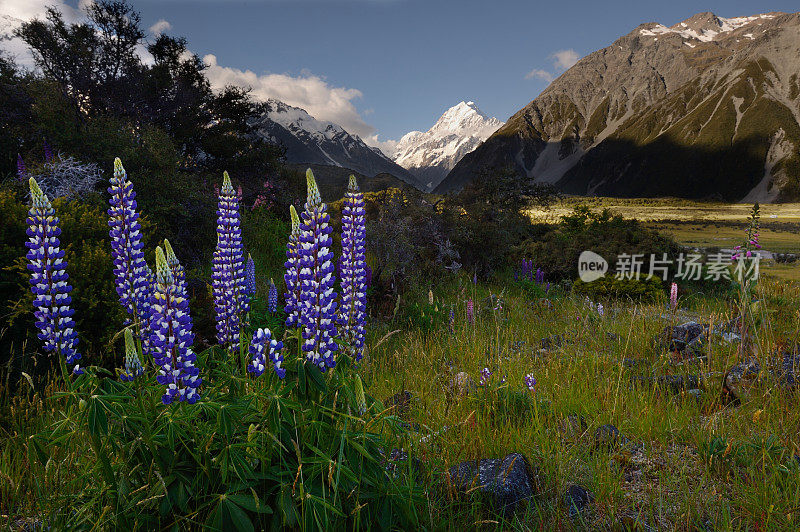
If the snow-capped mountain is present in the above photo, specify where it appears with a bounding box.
[441,11,800,202]
[252,100,421,188]
[392,101,503,191]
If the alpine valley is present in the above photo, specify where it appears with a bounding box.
[438,11,800,202]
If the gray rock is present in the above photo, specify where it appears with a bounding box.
[558,414,588,440]
[774,350,800,387]
[565,484,594,518]
[594,424,630,450]
[447,453,538,512]
[723,359,761,403]
[631,374,702,394]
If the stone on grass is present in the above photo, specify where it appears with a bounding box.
[565,484,594,518]
[446,453,539,512]
[448,372,475,399]
[722,359,761,404]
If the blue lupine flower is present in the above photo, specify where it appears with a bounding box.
[163,238,195,341]
[244,254,256,296]
[283,205,302,328]
[298,169,338,370]
[479,367,492,386]
[212,172,246,348]
[150,247,201,405]
[107,158,151,329]
[120,328,144,381]
[267,278,278,314]
[26,178,81,368]
[525,373,537,392]
[247,328,285,379]
[337,175,367,361]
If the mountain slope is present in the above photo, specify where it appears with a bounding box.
[252,100,423,188]
[439,12,800,201]
[392,101,503,191]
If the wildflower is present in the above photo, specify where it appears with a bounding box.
[120,328,144,382]
[670,282,678,310]
[355,374,367,415]
[525,373,537,392]
[535,268,544,284]
[244,254,256,296]
[107,158,151,335]
[337,175,367,361]
[163,239,194,346]
[43,140,53,162]
[466,298,474,324]
[150,246,201,405]
[212,172,246,348]
[17,154,26,182]
[247,328,285,378]
[428,289,434,306]
[449,307,455,333]
[284,205,302,328]
[479,367,492,386]
[298,169,339,370]
[267,278,278,314]
[26,177,81,369]
[597,303,604,317]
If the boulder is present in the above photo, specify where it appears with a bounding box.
[565,484,594,518]
[722,359,761,403]
[447,453,539,512]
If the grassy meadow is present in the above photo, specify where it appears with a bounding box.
[2,194,800,530]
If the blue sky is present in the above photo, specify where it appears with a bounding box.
[4,0,798,151]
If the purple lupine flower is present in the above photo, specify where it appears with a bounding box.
[535,268,544,284]
[163,239,194,340]
[107,158,151,329]
[247,328,285,378]
[267,278,278,314]
[337,175,367,361]
[525,373,536,392]
[283,205,302,328]
[17,154,27,182]
[150,246,200,405]
[449,307,455,333]
[597,303,604,317]
[244,254,256,296]
[212,172,246,348]
[466,298,474,324]
[479,367,492,386]
[120,328,143,382]
[26,177,81,369]
[298,169,339,371]
[43,140,53,162]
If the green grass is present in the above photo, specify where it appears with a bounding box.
[3,275,800,528]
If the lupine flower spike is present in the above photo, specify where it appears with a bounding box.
[17,154,27,182]
[284,205,302,327]
[267,278,278,314]
[245,254,256,297]
[212,172,246,348]
[151,246,201,404]
[298,169,339,370]
[337,175,367,361]
[247,328,285,378]
[26,177,81,371]
[163,239,194,342]
[479,367,492,386]
[107,158,151,331]
[120,328,144,381]
[525,373,537,392]
[670,282,678,310]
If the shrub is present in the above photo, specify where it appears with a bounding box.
[572,274,663,302]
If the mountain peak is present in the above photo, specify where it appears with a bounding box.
[640,11,779,42]
[393,101,504,191]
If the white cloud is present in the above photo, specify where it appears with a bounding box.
[525,48,580,83]
[203,53,376,139]
[149,19,172,35]
[524,69,554,83]
[364,135,398,157]
[550,49,579,70]
[0,0,86,68]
